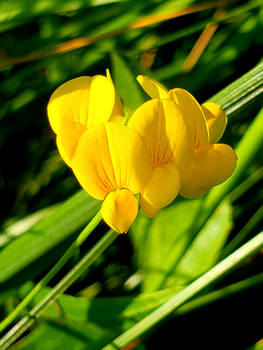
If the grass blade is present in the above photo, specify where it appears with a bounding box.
[102,232,263,350]
[0,230,118,350]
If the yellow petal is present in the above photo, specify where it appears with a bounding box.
[47,75,117,162]
[169,88,209,148]
[104,122,152,194]
[128,98,194,172]
[56,135,71,167]
[201,102,227,144]
[137,75,169,99]
[140,198,161,218]
[101,189,138,233]
[47,75,115,131]
[71,122,152,200]
[180,144,237,199]
[56,118,86,167]
[142,163,181,210]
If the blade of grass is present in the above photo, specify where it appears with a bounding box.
[229,166,263,203]
[183,6,225,72]
[155,1,263,49]
[220,205,263,259]
[176,271,263,316]
[0,191,100,284]
[211,61,263,116]
[0,211,102,335]
[0,1,220,68]
[130,1,218,29]
[0,230,118,350]
[102,232,263,350]
[183,22,218,72]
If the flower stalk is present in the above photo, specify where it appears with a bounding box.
[0,210,102,334]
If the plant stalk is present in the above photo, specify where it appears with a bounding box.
[0,210,102,335]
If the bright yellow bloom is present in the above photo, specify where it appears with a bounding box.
[47,70,124,167]
[47,72,152,233]
[70,122,152,233]
[128,98,194,216]
[47,71,237,232]
[137,75,237,199]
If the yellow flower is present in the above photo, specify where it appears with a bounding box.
[47,71,237,232]
[71,122,152,233]
[137,75,237,199]
[47,70,124,167]
[47,72,151,233]
[128,98,194,216]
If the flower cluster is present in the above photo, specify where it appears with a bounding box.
[47,70,237,233]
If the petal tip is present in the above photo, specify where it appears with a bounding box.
[101,189,138,234]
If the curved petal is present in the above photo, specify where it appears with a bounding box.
[169,88,209,148]
[140,198,161,218]
[48,76,88,134]
[101,189,138,233]
[142,163,181,210]
[128,99,194,172]
[47,75,116,132]
[47,74,120,163]
[180,144,237,199]
[56,135,72,167]
[104,122,152,194]
[137,75,169,99]
[56,117,86,167]
[71,122,152,200]
[201,102,227,144]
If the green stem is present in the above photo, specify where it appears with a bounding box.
[102,232,263,350]
[228,166,263,203]
[220,204,263,259]
[0,229,118,350]
[176,272,263,316]
[0,210,102,334]
[156,1,263,50]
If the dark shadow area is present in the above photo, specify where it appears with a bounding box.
[145,282,263,350]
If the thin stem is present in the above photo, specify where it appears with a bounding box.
[0,210,102,334]
[0,229,118,350]
[220,205,263,259]
[102,232,263,350]
[176,272,263,316]
[228,166,263,203]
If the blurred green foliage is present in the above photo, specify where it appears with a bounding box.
[0,0,263,349]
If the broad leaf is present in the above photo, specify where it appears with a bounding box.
[15,319,118,350]
[131,199,232,292]
[111,50,145,116]
[0,191,99,285]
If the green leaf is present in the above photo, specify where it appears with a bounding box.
[102,232,263,350]
[0,0,122,24]
[131,199,202,292]
[171,201,233,285]
[15,319,118,350]
[31,284,178,328]
[211,60,263,116]
[247,340,263,350]
[0,191,99,285]
[111,50,145,117]
[130,199,233,292]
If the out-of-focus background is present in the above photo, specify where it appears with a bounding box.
[0,0,263,349]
